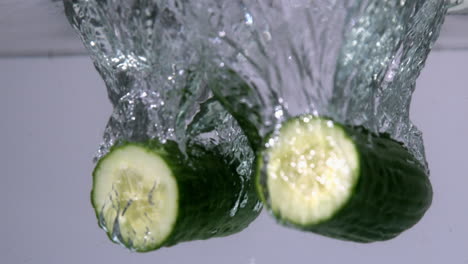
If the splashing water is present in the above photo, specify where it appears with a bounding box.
[63,0,449,249]
[64,0,448,220]
[183,0,448,170]
[63,0,252,163]
[64,0,258,224]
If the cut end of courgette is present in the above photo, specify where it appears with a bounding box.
[265,116,359,226]
[92,144,178,252]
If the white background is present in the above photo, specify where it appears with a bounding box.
[1,50,467,263]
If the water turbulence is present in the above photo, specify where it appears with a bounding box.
[182,0,447,241]
[64,0,203,152]
[64,0,449,249]
[64,0,261,251]
[187,0,448,170]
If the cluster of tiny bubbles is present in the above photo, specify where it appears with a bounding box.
[264,115,354,202]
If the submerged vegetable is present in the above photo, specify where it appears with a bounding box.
[256,115,433,242]
[208,69,432,242]
[92,140,261,252]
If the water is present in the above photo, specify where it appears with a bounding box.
[183,0,449,170]
[64,0,198,153]
[64,0,448,249]
[64,0,253,166]
[64,0,259,248]
[64,0,449,174]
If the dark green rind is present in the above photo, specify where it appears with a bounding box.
[92,140,261,252]
[209,69,264,151]
[206,69,432,242]
[256,118,433,243]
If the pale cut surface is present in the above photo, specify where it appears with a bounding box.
[93,145,178,251]
[266,117,360,226]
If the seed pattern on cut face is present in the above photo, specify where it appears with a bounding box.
[269,118,354,200]
[266,117,359,224]
[102,167,165,250]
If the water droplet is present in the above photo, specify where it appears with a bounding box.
[245,13,253,25]
[274,109,283,119]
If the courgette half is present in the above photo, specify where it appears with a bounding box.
[92,140,260,252]
[256,115,433,242]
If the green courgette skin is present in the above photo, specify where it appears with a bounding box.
[92,140,261,252]
[257,124,433,242]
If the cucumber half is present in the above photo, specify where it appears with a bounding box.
[92,141,261,252]
[93,144,178,251]
[256,115,432,242]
